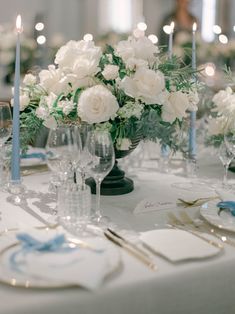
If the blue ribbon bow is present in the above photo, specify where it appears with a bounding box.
[16,233,66,252]
[10,233,73,272]
[217,201,235,216]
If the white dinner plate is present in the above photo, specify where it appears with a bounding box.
[0,230,121,289]
[200,200,235,233]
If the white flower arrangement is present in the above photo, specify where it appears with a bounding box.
[17,35,199,151]
[207,86,235,145]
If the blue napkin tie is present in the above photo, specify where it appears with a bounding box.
[10,233,73,272]
[16,233,66,252]
[217,201,235,216]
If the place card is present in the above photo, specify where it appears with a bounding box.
[134,198,176,214]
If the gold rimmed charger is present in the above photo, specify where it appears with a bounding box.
[0,233,121,289]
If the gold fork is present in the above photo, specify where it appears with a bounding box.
[177,196,219,207]
[167,212,223,249]
[179,211,235,248]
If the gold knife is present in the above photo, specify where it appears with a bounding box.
[104,230,157,271]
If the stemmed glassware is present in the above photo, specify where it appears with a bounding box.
[218,142,234,189]
[0,102,12,187]
[45,125,82,193]
[85,130,115,224]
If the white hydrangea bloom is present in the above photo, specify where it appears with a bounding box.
[118,101,143,119]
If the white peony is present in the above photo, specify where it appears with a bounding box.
[42,93,57,113]
[23,73,36,85]
[161,91,189,123]
[102,65,119,80]
[77,85,119,124]
[115,36,159,65]
[39,65,75,95]
[120,67,165,104]
[55,40,101,73]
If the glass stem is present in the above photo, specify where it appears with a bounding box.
[95,178,102,218]
[223,164,228,187]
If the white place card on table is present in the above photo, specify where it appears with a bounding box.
[134,198,176,214]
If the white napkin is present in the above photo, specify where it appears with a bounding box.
[140,229,222,262]
[6,231,120,290]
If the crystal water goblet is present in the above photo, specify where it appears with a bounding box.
[85,130,115,224]
[45,125,82,192]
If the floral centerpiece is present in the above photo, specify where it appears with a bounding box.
[207,86,235,146]
[17,35,199,154]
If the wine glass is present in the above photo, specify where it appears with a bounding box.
[45,125,82,193]
[0,102,12,187]
[75,123,93,189]
[85,130,115,224]
[218,142,234,189]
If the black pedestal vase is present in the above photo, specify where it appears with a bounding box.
[86,135,141,195]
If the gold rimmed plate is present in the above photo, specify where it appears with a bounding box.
[0,230,121,289]
[200,200,235,233]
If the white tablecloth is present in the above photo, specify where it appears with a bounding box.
[0,151,235,314]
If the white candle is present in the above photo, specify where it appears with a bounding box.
[168,21,174,59]
[11,15,22,182]
[189,22,197,160]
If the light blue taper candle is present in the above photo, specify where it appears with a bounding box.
[11,15,22,182]
[189,22,197,159]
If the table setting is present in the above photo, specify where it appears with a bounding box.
[0,12,235,314]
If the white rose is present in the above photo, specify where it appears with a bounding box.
[23,73,36,85]
[116,138,132,150]
[162,91,189,123]
[120,67,165,104]
[58,100,75,115]
[77,85,119,124]
[102,65,119,80]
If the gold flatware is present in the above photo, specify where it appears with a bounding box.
[177,196,219,207]
[167,212,223,249]
[104,230,157,271]
[107,228,151,258]
[178,211,235,248]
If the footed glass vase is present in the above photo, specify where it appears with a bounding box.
[86,134,142,195]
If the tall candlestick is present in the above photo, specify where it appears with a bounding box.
[11,15,22,182]
[189,22,197,160]
[168,21,174,59]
